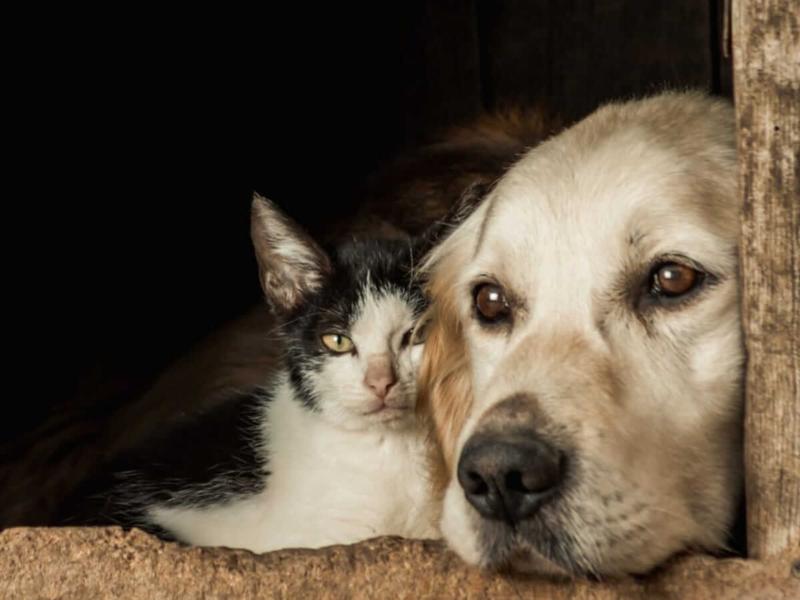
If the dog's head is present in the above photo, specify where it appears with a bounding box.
[420,92,743,576]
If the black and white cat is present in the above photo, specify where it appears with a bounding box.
[93,194,440,551]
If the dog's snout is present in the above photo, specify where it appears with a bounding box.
[457,433,564,524]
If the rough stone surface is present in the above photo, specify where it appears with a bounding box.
[1,527,798,599]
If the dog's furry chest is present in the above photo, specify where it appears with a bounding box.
[148,379,439,552]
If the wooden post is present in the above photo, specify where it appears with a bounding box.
[732,0,800,558]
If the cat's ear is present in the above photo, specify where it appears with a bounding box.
[251,193,332,315]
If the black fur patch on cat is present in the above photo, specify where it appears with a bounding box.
[61,389,270,533]
[61,236,427,536]
[284,238,426,412]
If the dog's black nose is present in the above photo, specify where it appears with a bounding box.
[457,433,564,524]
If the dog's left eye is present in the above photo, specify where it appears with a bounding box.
[474,283,511,324]
[401,322,427,347]
[650,262,703,297]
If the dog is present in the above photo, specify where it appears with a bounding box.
[419,91,743,577]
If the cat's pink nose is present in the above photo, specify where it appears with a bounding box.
[364,356,397,399]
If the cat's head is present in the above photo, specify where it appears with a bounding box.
[251,193,427,431]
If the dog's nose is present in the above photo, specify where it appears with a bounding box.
[457,433,564,524]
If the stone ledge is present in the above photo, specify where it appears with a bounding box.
[1,527,797,599]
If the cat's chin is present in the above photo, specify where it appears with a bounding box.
[359,405,415,428]
[325,405,417,432]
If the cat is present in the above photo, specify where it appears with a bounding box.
[82,193,440,552]
[4,107,557,531]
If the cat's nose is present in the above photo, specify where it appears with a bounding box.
[364,356,397,399]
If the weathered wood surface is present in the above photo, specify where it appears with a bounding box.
[733,0,800,559]
[1,528,799,600]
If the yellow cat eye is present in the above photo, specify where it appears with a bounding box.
[321,333,355,353]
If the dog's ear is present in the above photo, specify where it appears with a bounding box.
[416,180,490,257]
[250,193,332,315]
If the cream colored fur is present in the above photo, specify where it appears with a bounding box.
[420,91,743,576]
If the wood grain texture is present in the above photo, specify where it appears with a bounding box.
[733,0,800,559]
[1,528,799,600]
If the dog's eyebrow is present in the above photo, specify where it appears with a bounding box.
[473,196,499,259]
[628,230,645,247]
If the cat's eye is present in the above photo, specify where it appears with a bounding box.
[650,262,703,298]
[321,333,355,353]
[474,283,511,324]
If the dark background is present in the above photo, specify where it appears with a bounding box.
[7,1,732,455]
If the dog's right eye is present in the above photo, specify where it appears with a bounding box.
[474,283,511,324]
[636,258,712,312]
[652,263,700,297]
[648,262,705,300]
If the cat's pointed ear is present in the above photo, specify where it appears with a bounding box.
[251,193,332,315]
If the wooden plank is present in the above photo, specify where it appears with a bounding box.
[733,0,800,559]
[395,0,483,146]
[479,0,714,121]
[551,0,714,121]
[475,0,552,111]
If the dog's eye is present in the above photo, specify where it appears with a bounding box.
[400,323,426,347]
[474,283,511,323]
[411,320,428,345]
[650,263,702,297]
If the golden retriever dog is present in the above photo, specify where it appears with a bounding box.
[419,91,742,577]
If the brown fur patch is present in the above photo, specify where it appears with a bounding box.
[417,267,474,490]
[327,108,563,242]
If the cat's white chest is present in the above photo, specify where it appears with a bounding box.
[148,381,439,552]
